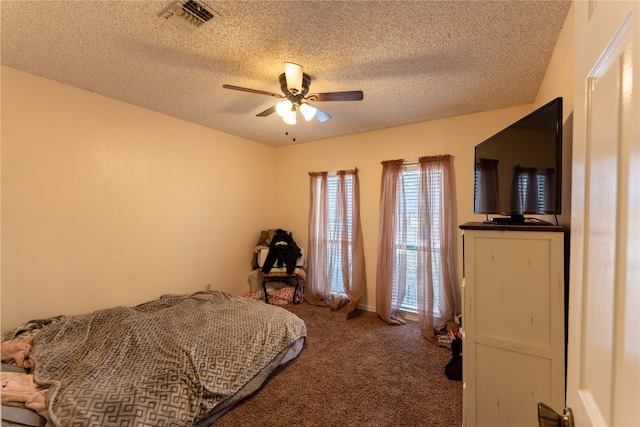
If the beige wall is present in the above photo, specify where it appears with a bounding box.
[535,1,574,227]
[1,6,574,328]
[1,66,276,330]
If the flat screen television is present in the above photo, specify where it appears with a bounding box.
[473,97,562,224]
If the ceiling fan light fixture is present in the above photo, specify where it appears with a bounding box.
[275,100,293,117]
[284,62,303,94]
[283,110,297,125]
[299,103,317,121]
[223,62,363,126]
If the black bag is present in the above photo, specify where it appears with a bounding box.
[445,337,462,381]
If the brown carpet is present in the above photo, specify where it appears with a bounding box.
[213,302,462,427]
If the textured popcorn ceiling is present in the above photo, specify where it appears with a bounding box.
[0,1,571,147]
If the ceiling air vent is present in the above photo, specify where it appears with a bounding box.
[158,0,220,34]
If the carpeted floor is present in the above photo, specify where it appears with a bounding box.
[213,301,462,427]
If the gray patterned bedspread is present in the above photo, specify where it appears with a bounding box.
[25,291,306,426]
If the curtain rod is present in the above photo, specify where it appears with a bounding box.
[308,167,359,176]
[382,155,452,167]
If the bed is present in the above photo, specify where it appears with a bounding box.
[1,291,307,426]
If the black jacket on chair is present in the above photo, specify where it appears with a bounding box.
[261,229,301,275]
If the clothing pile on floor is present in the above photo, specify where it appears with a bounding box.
[244,285,301,306]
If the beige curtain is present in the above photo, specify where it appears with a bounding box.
[542,168,557,213]
[475,158,500,213]
[511,165,539,213]
[307,169,366,317]
[307,172,330,305]
[417,155,460,340]
[376,156,460,340]
[375,159,406,325]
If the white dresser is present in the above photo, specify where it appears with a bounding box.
[459,223,566,427]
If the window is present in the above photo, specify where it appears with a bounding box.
[377,155,458,334]
[325,173,354,295]
[391,165,442,313]
[514,168,555,213]
[307,169,366,311]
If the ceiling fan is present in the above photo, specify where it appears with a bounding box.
[223,62,364,125]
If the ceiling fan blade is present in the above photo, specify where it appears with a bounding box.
[313,105,331,122]
[284,62,303,94]
[310,91,364,102]
[222,84,282,98]
[256,105,276,117]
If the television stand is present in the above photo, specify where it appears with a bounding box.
[458,223,566,425]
